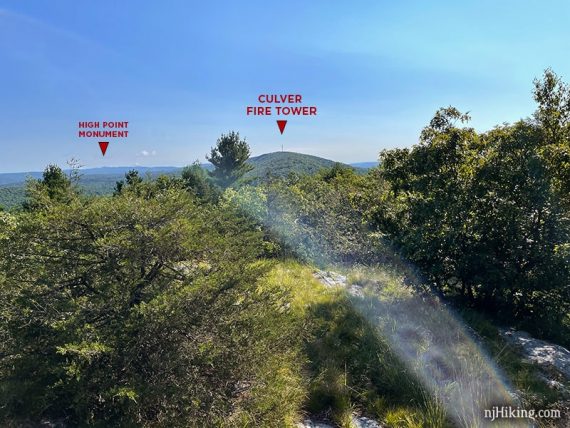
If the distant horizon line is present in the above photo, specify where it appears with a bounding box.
[0,151,379,175]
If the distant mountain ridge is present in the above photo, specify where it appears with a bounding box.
[0,166,183,186]
[0,152,376,208]
[350,161,379,169]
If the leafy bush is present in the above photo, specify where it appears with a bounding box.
[225,166,387,266]
[0,189,305,426]
[375,72,570,343]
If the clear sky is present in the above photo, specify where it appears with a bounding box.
[1,0,569,172]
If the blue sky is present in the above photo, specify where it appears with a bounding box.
[1,1,569,172]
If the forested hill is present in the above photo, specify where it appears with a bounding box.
[0,152,369,208]
[243,151,365,183]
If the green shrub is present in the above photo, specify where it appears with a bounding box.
[0,190,302,426]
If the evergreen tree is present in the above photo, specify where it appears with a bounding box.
[207,131,253,187]
[24,164,75,210]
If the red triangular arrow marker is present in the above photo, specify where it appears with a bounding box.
[99,141,109,156]
[277,120,287,134]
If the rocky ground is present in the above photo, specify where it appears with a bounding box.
[312,270,363,297]
[297,415,383,428]
[500,329,570,381]
[310,269,570,427]
[500,329,570,396]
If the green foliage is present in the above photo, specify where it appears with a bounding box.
[0,153,361,208]
[375,71,570,343]
[24,164,76,211]
[2,71,570,427]
[207,131,254,188]
[225,166,386,266]
[240,151,363,185]
[113,170,189,201]
[0,188,312,426]
[0,185,26,209]
[460,309,563,409]
[113,169,143,194]
[533,69,570,203]
[181,161,220,201]
[259,262,431,426]
[0,204,436,427]
[40,164,73,197]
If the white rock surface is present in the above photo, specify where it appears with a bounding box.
[297,415,383,428]
[352,415,383,427]
[296,419,333,428]
[313,270,348,288]
[313,270,365,297]
[500,329,570,380]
